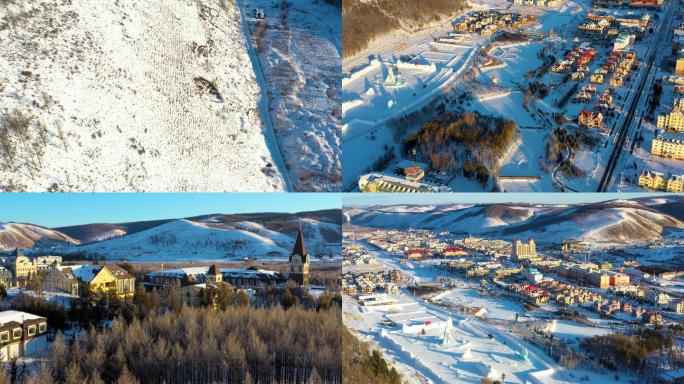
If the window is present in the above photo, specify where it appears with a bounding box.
[27,325,36,337]
[0,332,8,343]
[38,323,47,333]
[12,328,21,339]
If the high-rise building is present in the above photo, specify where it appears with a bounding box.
[511,239,537,262]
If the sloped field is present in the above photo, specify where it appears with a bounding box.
[0,0,285,191]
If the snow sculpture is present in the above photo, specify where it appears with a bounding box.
[515,346,530,362]
[441,317,454,346]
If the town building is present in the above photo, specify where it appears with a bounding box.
[638,170,684,192]
[657,99,684,131]
[45,264,135,298]
[0,311,47,362]
[652,292,672,305]
[511,239,537,262]
[8,250,62,282]
[676,50,684,77]
[393,160,427,182]
[0,267,12,288]
[651,135,684,160]
[146,266,286,290]
[358,173,449,192]
[578,110,603,128]
[442,247,468,257]
[522,268,544,283]
[613,33,635,51]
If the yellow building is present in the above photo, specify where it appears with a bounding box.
[676,51,684,76]
[638,170,668,190]
[511,239,537,262]
[44,264,135,298]
[589,272,610,289]
[14,256,37,280]
[667,174,684,192]
[590,74,604,84]
[657,99,684,132]
[638,169,683,192]
[11,251,62,284]
[651,135,684,160]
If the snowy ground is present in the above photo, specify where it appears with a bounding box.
[342,0,677,192]
[243,0,341,191]
[67,218,341,262]
[343,243,636,384]
[0,0,286,191]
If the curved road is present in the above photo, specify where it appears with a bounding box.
[236,1,294,191]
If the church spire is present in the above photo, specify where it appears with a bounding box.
[290,223,308,263]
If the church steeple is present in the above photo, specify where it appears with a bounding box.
[290,223,308,264]
[289,222,310,286]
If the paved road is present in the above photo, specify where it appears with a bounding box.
[597,0,676,191]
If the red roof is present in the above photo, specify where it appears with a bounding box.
[406,249,430,255]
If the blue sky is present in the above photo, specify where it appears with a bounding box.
[0,193,342,227]
[343,192,675,207]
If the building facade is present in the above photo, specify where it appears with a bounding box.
[0,311,48,362]
[512,239,537,262]
[638,170,684,192]
[44,264,135,298]
[651,135,684,160]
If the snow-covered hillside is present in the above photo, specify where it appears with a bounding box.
[0,223,79,249]
[345,197,684,245]
[0,210,342,261]
[244,0,342,191]
[0,0,285,191]
[77,218,340,261]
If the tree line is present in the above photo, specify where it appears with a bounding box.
[343,0,467,57]
[342,327,400,384]
[2,279,342,383]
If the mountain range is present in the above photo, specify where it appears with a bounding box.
[344,196,684,246]
[0,210,342,262]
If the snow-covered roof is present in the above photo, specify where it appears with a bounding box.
[148,267,279,278]
[0,310,44,325]
[147,267,209,278]
[71,265,102,282]
[220,268,279,277]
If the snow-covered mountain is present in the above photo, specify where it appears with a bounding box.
[1,210,342,261]
[0,0,284,191]
[0,223,79,249]
[345,197,684,245]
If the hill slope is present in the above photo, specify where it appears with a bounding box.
[345,197,684,245]
[0,0,284,191]
[0,223,79,249]
[1,209,342,261]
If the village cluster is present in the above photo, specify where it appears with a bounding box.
[350,10,541,193]
[631,18,684,192]
[0,228,314,361]
[452,11,538,36]
[343,229,684,328]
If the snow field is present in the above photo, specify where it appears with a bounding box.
[0,0,285,191]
